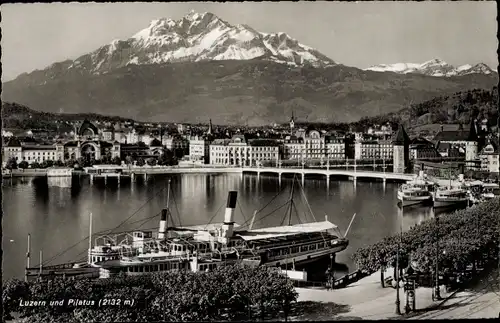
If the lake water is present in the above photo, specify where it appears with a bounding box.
[2,173,441,281]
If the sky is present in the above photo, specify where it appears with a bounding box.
[1,1,497,81]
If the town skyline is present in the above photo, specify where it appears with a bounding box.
[1,1,497,81]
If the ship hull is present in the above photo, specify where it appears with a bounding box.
[262,244,348,268]
[397,193,432,207]
[433,198,469,209]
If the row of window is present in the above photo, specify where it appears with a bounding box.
[267,241,327,258]
[212,153,277,158]
[211,146,277,152]
[127,261,184,273]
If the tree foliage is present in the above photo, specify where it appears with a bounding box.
[6,157,18,170]
[3,265,297,322]
[352,198,500,276]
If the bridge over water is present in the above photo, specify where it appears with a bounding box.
[122,165,416,185]
[3,165,416,186]
[241,166,416,184]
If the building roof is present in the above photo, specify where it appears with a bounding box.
[5,137,22,147]
[177,223,241,232]
[22,144,56,150]
[78,120,99,136]
[410,137,435,147]
[436,142,452,151]
[480,140,498,154]
[235,221,338,241]
[392,124,410,145]
[433,131,470,142]
[64,141,79,147]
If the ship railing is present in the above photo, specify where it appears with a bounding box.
[27,261,87,270]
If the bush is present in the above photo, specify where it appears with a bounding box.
[6,157,17,170]
[18,161,29,169]
[3,265,297,322]
[352,198,500,276]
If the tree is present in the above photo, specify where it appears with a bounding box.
[352,198,500,282]
[18,160,29,169]
[65,159,77,168]
[54,160,64,167]
[111,156,122,166]
[136,158,145,167]
[41,160,54,168]
[6,157,17,170]
[146,158,157,167]
[3,265,298,322]
[30,161,42,169]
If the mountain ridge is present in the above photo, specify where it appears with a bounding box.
[365,59,496,77]
[34,11,336,79]
[2,11,498,125]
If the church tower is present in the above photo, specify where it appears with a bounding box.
[392,124,410,173]
[207,119,213,136]
[465,119,478,170]
[289,111,295,135]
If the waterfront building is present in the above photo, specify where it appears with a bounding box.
[478,139,499,174]
[209,135,279,167]
[436,142,463,158]
[303,130,326,160]
[409,137,441,160]
[354,138,393,160]
[392,124,410,173]
[189,136,212,164]
[120,144,152,160]
[163,135,190,157]
[433,120,480,168]
[325,135,347,159]
[283,135,304,160]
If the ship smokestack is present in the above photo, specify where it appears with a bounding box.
[158,209,167,239]
[222,191,238,239]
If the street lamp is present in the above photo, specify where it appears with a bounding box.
[434,214,442,300]
[395,206,403,315]
[326,148,330,171]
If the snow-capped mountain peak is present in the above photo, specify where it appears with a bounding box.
[364,59,495,77]
[66,11,336,74]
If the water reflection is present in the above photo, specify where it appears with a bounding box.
[3,173,441,280]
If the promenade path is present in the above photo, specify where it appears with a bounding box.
[408,267,500,319]
[294,268,453,320]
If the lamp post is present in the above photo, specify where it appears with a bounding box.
[434,214,441,300]
[395,206,403,315]
[326,148,330,171]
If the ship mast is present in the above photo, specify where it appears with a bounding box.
[288,178,295,226]
[25,233,31,282]
[88,212,93,265]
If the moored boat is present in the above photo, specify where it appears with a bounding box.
[397,172,435,207]
[433,186,469,208]
[481,183,500,200]
[25,177,351,281]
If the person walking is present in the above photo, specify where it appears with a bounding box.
[325,266,333,291]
